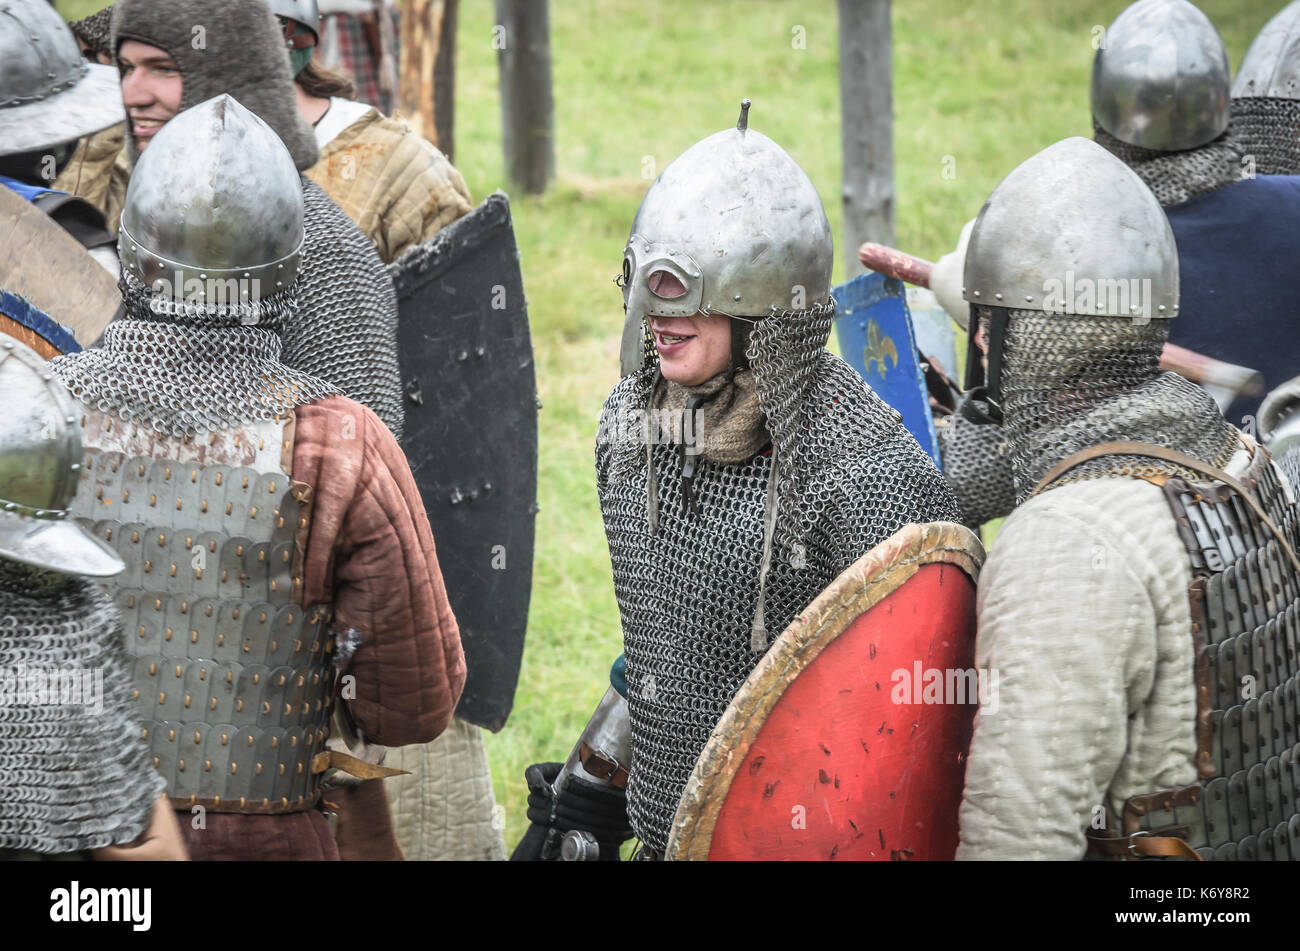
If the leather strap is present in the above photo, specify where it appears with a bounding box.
[579,742,629,790]
[311,749,409,780]
[1030,439,1300,579]
[1086,828,1204,861]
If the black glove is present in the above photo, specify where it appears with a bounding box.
[509,761,633,861]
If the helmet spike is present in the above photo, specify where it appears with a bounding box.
[737,98,751,132]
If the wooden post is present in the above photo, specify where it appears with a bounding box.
[838,0,894,278]
[397,0,457,158]
[495,0,555,194]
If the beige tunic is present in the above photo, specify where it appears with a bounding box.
[957,447,1260,860]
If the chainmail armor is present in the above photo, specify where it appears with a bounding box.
[999,308,1240,501]
[597,306,961,852]
[1230,97,1300,176]
[52,273,339,438]
[0,561,164,855]
[936,414,1017,529]
[1093,122,1246,207]
[282,179,404,438]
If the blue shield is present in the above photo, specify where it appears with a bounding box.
[832,272,940,467]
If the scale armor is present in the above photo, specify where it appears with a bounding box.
[65,414,337,814]
[1103,449,1300,859]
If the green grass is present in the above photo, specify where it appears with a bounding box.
[58,0,1282,851]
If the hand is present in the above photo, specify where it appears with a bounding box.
[510,762,633,861]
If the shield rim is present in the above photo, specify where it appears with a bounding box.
[664,520,985,861]
[0,185,121,348]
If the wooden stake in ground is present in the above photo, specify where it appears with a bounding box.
[495,0,555,194]
[397,0,458,159]
[839,0,895,278]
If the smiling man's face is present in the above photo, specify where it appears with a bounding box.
[118,39,183,153]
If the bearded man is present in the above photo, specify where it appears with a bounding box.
[514,102,961,861]
[955,137,1300,861]
[50,94,465,861]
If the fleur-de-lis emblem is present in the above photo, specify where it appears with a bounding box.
[863,318,899,378]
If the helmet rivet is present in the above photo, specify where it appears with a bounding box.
[733,294,741,302]
[41,373,52,382]
[972,290,980,298]
[1025,295,1033,302]
[71,463,81,471]
[65,416,74,424]
[994,293,1003,301]
[1158,305,1166,312]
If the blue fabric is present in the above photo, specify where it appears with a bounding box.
[1165,174,1300,425]
[0,174,61,204]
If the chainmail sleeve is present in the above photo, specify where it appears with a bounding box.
[936,414,1017,529]
[283,178,405,438]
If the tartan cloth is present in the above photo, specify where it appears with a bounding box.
[317,6,401,115]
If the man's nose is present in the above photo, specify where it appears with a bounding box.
[121,71,154,108]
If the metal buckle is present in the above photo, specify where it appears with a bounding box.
[1127,830,1151,857]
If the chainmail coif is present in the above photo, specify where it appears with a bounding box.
[0,560,164,855]
[282,179,404,438]
[998,307,1240,501]
[1230,97,1300,176]
[52,272,340,438]
[1093,122,1246,207]
[596,304,960,852]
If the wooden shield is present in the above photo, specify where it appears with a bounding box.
[0,185,119,354]
[666,522,985,861]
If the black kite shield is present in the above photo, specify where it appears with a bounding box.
[389,192,538,731]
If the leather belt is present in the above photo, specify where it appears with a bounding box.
[579,742,629,789]
[1086,827,1203,861]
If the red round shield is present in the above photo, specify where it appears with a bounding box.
[666,522,983,861]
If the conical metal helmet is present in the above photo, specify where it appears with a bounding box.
[270,0,320,44]
[963,137,1179,319]
[0,0,124,156]
[1091,0,1230,151]
[1233,0,1300,100]
[0,337,123,577]
[118,95,305,304]
[619,100,833,374]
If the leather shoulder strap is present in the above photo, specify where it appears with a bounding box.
[1030,439,1300,578]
